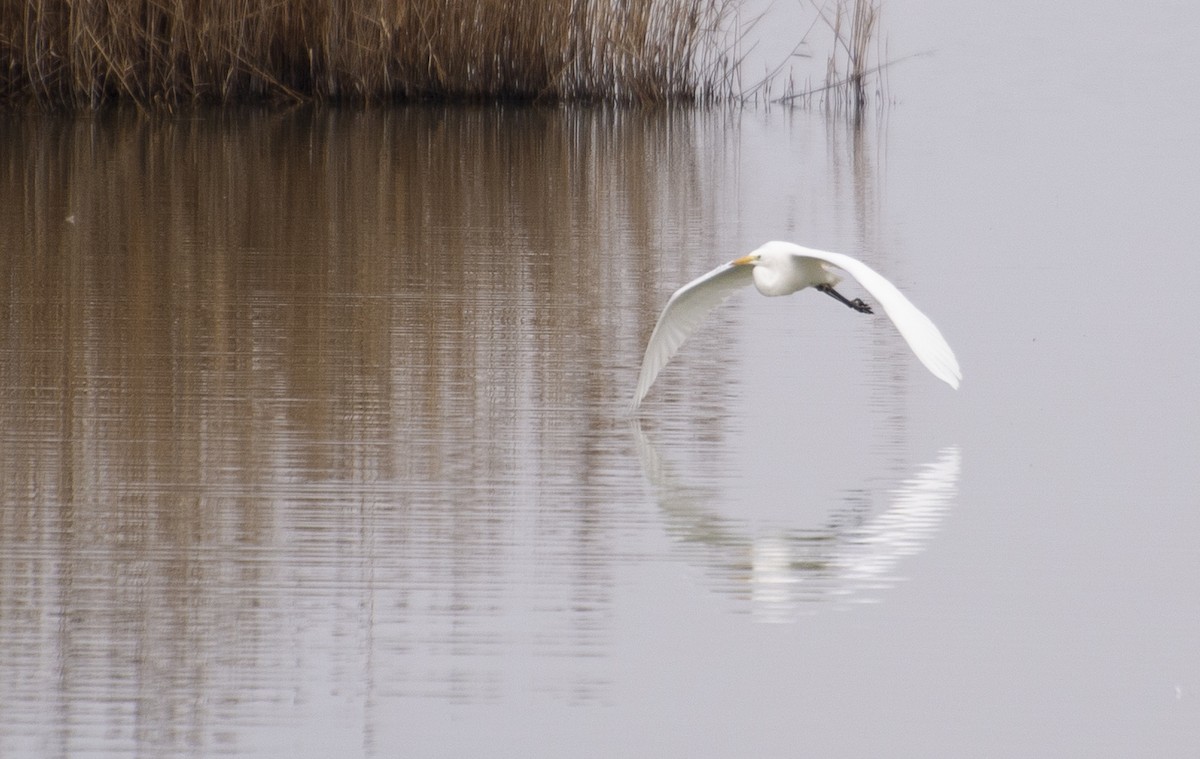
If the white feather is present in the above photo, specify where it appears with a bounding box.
[631,241,961,408]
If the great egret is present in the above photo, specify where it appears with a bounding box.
[632,241,961,407]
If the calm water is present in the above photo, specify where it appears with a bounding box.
[2,0,1199,756]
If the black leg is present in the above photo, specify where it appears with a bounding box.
[817,284,873,314]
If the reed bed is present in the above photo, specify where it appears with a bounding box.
[1,0,739,107]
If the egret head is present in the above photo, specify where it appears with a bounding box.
[731,245,817,297]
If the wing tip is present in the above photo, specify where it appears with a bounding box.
[939,361,963,390]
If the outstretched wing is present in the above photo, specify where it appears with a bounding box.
[795,246,962,389]
[632,259,755,407]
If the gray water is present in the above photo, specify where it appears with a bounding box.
[2,0,1199,756]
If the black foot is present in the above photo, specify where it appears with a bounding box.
[817,284,874,315]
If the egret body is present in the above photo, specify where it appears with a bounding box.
[632,241,961,407]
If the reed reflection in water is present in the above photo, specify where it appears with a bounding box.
[0,106,952,755]
[0,105,748,753]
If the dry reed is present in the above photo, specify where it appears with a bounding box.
[774,0,883,114]
[0,0,739,108]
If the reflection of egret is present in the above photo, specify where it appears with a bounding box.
[631,421,961,621]
[633,241,962,408]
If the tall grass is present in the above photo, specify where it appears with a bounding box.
[821,0,878,113]
[1,0,739,107]
[774,0,883,115]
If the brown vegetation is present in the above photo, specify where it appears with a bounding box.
[1,0,738,107]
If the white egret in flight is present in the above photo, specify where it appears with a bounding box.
[632,241,961,407]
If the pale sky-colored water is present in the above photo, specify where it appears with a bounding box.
[1,0,1198,756]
